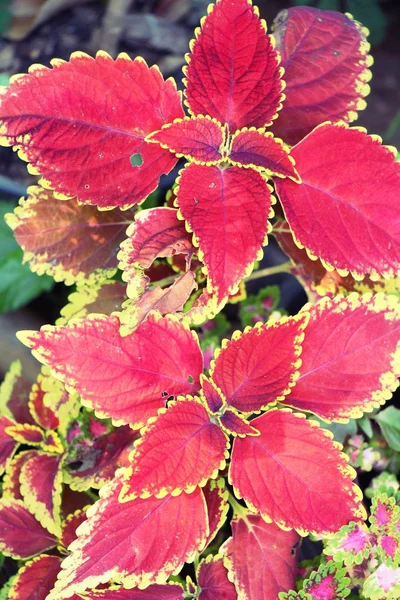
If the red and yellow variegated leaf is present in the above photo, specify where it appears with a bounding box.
[64,425,137,491]
[221,511,299,599]
[119,271,197,334]
[5,423,45,445]
[58,280,127,326]
[197,555,237,600]
[203,478,229,547]
[60,507,89,550]
[285,294,400,421]
[80,584,185,599]
[6,187,135,285]
[37,367,80,436]
[0,53,183,209]
[177,163,271,302]
[218,408,260,437]
[210,315,307,413]
[2,451,36,499]
[119,207,194,296]
[200,375,225,414]
[323,522,373,566]
[229,410,366,535]
[0,360,35,425]
[18,314,203,429]
[184,0,284,131]
[9,554,61,600]
[363,564,400,600]
[272,7,371,145]
[147,116,225,164]
[0,498,56,558]
[229,129,300,181]
[0,415,18,475]
[120,397,228,500]
[275,124,400,279]
[29,375,59,430]
[20,451,63,536]
[48,474,208,599]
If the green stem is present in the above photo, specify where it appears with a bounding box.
[246,261,292,281]
[228,492,247,517]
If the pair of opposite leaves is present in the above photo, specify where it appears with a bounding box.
[0,0,399,305]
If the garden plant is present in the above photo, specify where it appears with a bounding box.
[0,0,400,598]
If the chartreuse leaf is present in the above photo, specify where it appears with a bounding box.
[184,0,284,131]
[280,561,351,599]
[363,563,400,600]
[17,314,203,430]
[146,116,225,164]
[272,6,372,145]
[0,201,53,313]
[0,498,57,558]
[120,397,229,501]
[210,314,307,413]
[0,53,183,209]
[283,294,400,421]
[177,163,272,303]
[230,410,366,535]
[374,406,400,451]
[323,521,373,566]
[221,510,299,598]
[47,473,208,599]
[275,124,400,280]
[8,554,61,600]
[6,186,135,285]
[196,554,237,600]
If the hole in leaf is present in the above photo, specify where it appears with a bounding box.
[188,375,194,384]
[161,391,169,398]
[130,153,143,167]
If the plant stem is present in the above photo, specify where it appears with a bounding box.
[246,261,292,281]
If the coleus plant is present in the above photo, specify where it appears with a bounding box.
[0,0,400,598]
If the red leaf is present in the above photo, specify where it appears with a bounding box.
[20,451,63,536]
[184,0,283,131]
[275,124,400,279]
[272,7,372,145]
[119,207,194,295]
[48,475,208,598]
[229,410,366,535]
[120,397,228,500]
[229,129,300,181]
[147,116,225,164]
[6,186,135,284]
[210,315,307,412]
[29,375,59,430]
[9,554,62,600]
[0,360,35,425]
[197,555,237,600]
[65,425,137,490]
[2,450,36,499]
[221,511,299,598]
[81,584,184,599]
[200,375,225,414]
[120,271,197,333]
[203,478,229,547]
[219,408,260,437]
[0,415,18,476]
[6,423,45,445]
[177,163,271,302]
[0,53,183,208]
[18,314,203,429]
[284,295,400,421]
[60,507,89,550]
[0,498,56,558]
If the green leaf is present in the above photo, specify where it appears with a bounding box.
[374,406,400,451]
[358,415,373,438]
[239,285,281,328]
[0,202,53,313]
